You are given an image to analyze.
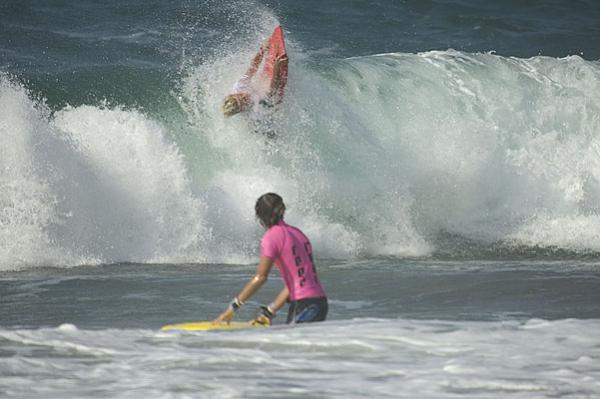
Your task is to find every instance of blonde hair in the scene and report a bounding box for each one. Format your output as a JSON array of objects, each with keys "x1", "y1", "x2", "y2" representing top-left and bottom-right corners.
[{"x1": 222, "y1": 93, "x2": 251, "y2": 117}]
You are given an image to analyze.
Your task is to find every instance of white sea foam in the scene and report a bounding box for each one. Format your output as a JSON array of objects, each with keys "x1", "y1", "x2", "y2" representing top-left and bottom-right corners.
[
  {"x1": 0, "y1": 78, "x2": 207, "y2": 269},
  {"x1": 180, "y1": 48, "x2": 600, "y2": 259},
  {"x1": 2, "y1": 48, "x2": 600, "y2": 268},
  {"x1": 0, "y1": 318, "x2": 598, "y2": 398}
]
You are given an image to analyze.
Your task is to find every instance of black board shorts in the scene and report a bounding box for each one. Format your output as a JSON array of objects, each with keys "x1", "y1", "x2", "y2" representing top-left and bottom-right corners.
[{"x1": 286, "y1": 296, "x2": 328, "y2": 324}]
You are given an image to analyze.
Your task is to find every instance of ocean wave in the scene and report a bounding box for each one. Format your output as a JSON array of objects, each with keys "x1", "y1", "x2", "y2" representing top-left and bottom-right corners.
[{"x1": 2, "y1": 49, "x2": 600, "y2": 268}]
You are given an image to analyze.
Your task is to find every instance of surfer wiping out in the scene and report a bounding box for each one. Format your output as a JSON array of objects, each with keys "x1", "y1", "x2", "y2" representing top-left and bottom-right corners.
[
  {"x1": 222, "y1": 49, "x2": 288, "y2": 117},
  {"x1": 222, "y1": 26, "x2": 288, "y2": 121},
  {"x1": 214, "y1": 193, "x2": 328, "y2": 326}
]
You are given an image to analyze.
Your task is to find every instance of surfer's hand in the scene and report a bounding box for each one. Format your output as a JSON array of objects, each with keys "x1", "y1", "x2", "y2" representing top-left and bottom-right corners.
[
  {"x1": 213, "y1": 308, "x2": 234, "y2": 324},
  {"x1": 251, "y1": 315, "x2": 272, "y2": 326},
  {"x1": 250, "y1": 305, "x2": 274, "y2": 326},
  {"x1": 275, "y1": 54, "x2": 288, "y2": 65}
]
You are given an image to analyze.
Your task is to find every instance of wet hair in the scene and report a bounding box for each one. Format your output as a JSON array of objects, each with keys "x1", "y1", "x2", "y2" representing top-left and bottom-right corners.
[
  {"x1": 222, "y1": 93, "x2": 251, "y2": 117},
  {"x1": 222, "y1": 95, "x2": 241, "y2": 117},
  {"x1": 255, "y1": 193, "x2": 286, "y2": 228}
]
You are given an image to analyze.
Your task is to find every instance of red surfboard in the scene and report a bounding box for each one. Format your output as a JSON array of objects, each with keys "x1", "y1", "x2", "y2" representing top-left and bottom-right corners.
[{"x1": 262, "y1": 26, "x2": 288, "y2": 99}]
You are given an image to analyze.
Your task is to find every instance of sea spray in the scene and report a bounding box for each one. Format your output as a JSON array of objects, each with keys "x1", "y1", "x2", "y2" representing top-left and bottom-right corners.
[
  {"x1": 0, "y1": 77, "x2": 207, "y2": 269},
  {"x1": 181, "y1": 49, "x2": 600, "y2": 257},
  {"x1": 2, "y1": 49, "x2": 600, "y2": 269},
  {"x1": 0, "y1": 77, "x2": 63, "y2": 267}
]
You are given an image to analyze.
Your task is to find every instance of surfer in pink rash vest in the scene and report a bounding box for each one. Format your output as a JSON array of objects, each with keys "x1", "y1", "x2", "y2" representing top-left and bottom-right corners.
[
  {"x1": 214, "y1": 193, "x2": 328, "y2": 326},
  {"x1": 222, "y1": 42, "x2": 288, "y2": 117}
]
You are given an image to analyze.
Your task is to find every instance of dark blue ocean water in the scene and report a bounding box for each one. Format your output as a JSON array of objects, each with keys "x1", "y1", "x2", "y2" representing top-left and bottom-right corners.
[
  {"x1": 1, "y1": 0, "x2": 599, "y2": 109},
  {"x1": 268, "y1": 0, "x2": 600, "y2": 59},
  {"x1": 3, "y1": 0, "x2": 600, "y2": 66}
]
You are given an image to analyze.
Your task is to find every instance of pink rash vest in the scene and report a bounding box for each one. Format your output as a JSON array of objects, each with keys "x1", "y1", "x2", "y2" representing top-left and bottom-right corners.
[{"x1": 260, "y1": 220, "x2": 326, "y2": 301}]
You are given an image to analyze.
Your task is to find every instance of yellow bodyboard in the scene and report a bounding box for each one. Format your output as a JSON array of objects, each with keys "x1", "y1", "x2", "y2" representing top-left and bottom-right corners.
[{"x1": 160, "y1": 321, "x2": 267, "y2": 331}]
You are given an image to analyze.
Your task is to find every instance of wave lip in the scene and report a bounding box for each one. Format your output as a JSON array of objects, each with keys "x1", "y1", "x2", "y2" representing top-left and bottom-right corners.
[{"x1": 319, "y1": 51, "x2": 600, "y2": 255}]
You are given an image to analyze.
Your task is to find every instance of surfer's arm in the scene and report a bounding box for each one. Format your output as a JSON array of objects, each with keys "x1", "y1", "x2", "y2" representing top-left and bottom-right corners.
[
  {"x1": 268, "y1": 54, "x2": 288, "y2": 98},
  {"x1": 238, "y1": 255, "x2": 273, "y2": 300},
  {"x1": 269, "y1": 286, "x2": 289, "y2": 314},
  {"x1": 213, "y1": 256, "x2": 273, "y2": 323},
  {"x1": 244, "y1": 44, "x2": 267, "y2": 79}
]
